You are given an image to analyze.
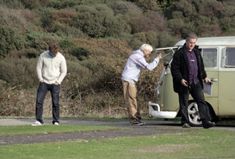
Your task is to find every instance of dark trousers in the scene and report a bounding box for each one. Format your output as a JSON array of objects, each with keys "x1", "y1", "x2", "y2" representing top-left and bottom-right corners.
[
  {"x1": 35, "y1": 82, "x2": 60, "y2": 124},
  {"x1": 178, "y1": 82, "x2": 211, "y2": 124}
]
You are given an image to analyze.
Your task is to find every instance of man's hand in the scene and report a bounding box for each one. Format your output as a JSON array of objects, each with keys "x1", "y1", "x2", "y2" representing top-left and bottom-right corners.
[
  {"x1": 204, "y1": 77, "x2": 211, "y2": 84},
  {"x1": 181, "y1": 79, "x2": 188, "y2": 87},
  {"x1": 55, "y1": 81, "x2": 60, "y2": 85},
  {"x1": 157, "y1": 53, "x2": 162, "y2": 59}
]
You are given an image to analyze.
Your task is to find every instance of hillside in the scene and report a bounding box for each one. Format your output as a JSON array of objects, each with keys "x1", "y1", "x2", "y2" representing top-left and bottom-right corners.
[{"x1": 0, "y1": 0, "x2": 235, "y2": 117}]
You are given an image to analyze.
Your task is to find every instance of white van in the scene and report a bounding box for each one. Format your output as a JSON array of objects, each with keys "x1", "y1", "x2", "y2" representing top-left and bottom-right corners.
[{"x1": 149, "y1": 36, "x2": 235, "y2": 125}]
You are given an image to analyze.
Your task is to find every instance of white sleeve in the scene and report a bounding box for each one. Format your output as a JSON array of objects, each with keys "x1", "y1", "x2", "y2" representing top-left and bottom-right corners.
[
  {"x1": 57, "y1": 56, "x2": 67, "y2": 84},
  {"x1": 133, "y1": 56, "x2": 160, "y2": 71},
  {"x1": 36, "y1": 55, "x2": 44, "y2": 82}
]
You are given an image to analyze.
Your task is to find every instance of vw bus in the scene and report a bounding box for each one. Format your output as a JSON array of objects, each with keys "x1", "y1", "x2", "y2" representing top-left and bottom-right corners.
[{"x1": 149, "y1": 36, "x2": 235, "y2": 125}]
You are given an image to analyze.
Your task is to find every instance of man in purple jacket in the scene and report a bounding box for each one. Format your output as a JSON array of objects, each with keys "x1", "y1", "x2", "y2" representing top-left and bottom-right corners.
[{"x1": 171, "y1": 33, "x2": 215, "y2": 129}]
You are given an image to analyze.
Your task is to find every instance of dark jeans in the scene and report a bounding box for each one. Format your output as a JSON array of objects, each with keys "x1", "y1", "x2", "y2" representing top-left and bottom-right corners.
[
  {"x1": 178, "y1": 82, "x2": 211, "y2": 124},
  {"x1": 35, "y1": 82, "x2": 60, "y2": 124}
]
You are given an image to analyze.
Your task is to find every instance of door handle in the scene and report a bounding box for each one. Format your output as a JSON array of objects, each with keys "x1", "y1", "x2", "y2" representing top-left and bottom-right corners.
[{"x1": 211, "y1": 78, "x2": 218, "y2": 82}]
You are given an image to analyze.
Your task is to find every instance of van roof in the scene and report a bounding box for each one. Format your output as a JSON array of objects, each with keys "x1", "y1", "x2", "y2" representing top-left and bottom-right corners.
[{"x1": 175, "y1": 36, "x2": 235, "y2": 47}]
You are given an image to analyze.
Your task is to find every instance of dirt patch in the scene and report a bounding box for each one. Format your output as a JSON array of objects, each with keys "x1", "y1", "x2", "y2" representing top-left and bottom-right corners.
[{"x1": 135, "y1": 144, "x2": 199, "y2": 153}]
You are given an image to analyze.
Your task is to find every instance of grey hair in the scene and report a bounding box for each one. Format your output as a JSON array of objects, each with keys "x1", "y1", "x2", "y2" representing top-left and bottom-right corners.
[
  {"x1": 186, "y1": 32, "x2": 198, "y2": 41},
  {"x1": 140, "y1": 44, "x2": 153, "y2": 52}
]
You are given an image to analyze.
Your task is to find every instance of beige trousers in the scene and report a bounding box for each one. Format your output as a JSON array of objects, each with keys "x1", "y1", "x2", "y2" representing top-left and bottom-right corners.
[{"x1": 122, "y1": 80, "x2": 141, "y2": 121}]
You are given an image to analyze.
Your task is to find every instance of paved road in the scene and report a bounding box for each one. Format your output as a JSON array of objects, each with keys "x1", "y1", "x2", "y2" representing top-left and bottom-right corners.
[
  {"x1": 0, "y1": 118, "x2": 234, "y2": 145},
  {"x1": 1, "y1": 117, "x2": 235, "y2": 126}
]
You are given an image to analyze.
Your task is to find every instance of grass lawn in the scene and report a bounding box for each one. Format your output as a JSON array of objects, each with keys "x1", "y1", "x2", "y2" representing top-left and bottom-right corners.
[
  {"x1": 0, "y1": 127, "x2": 235, "y2": 159},
  {"x1": 0, "y1": 125, "x2": 116, "y2": 136}
]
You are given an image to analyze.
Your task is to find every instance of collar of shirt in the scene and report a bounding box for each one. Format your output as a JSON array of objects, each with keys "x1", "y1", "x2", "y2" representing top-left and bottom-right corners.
[{"x1": 49, "y1": 51, "x2": 56, "y2": 57}]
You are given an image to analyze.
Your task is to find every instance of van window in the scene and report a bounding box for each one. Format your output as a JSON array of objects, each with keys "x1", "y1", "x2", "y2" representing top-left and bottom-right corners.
[
  {"x1": 224, "y1": 47, "x2": 235, "y2": 68},
  {"x1": 201, "y1": 48, "x2": 217, "y2": 68}
]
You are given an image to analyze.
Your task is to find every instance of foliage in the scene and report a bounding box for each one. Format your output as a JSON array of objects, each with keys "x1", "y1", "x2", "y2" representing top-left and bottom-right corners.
[
  {"x1": 0, "y1": 57, "x2": 38, "y2": 88},
  {"x1": 26, "y1": 31, "x2": 60, "y2": 50},
  {"x1": 0, "y1": 26, "x2": 25, "y2": 57},
  {"x1": 73, "y1": 4, "x2": 130, "y2": 38},
  {"x1": 0, "y1": 0, "x2": 235, "y2": 117},
  {"x1": 0, "y1": 0, "x2": 23, "y2": 8}
]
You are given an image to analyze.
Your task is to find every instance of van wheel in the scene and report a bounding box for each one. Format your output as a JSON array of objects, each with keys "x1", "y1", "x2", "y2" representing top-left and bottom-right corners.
[{"x1": 187, "y1": 101, "x2": 202, "y2": 126}]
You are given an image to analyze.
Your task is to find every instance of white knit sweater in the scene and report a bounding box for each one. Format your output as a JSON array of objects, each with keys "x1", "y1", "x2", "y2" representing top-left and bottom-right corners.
[{"x1": 36, "y1": 50, "x2": 67, "y2": 84}]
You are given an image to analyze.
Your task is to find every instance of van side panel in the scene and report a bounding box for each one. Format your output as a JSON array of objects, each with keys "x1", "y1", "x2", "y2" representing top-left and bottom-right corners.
[
  {"x1": 204, "y1": 70, "x2": 219, "y2": 114},
  {"x1": 218, "y1": 70, "x2": 235, "y2": 116},
  {"x1": 160, "y1": 70, "x2": 179, "y2": 112}
]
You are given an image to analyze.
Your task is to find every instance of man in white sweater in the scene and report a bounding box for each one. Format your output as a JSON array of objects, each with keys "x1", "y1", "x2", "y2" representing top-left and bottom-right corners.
[
  {"x1": 121, "y1": 44, "x2": 161, "y2": 126},
  {"x1": 32, "y1": 42, "x2": 67, "y2": 126}
]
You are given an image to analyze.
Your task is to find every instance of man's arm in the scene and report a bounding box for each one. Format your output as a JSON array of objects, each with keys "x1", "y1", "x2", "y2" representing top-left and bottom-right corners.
[
  {"x1": 36, "y1": 55, "x2": 44, "y2": 82},
  {"x1": 56, "y1": 56, "x2": 67, "y2": 84},
  {"x1": 134, "y1": 54, "x2": 161, "y2": 71},
  {"x1": 171, "y1": 51, "x2": 183, "y2": 83}
]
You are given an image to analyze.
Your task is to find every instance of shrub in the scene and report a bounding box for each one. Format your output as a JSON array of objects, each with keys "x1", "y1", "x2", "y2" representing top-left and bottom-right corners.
[
  {"x1": 62, "y1": 60, "x2": 94, "y2": 100},
  {"x1": 0, "y1": 57, "x2": 38, "y2": 88},
  {"x1": 158, "y1": 31, "x2": 177, "y2": 47},
  {"x1": 40, "y1": 9, "x2": 55, "y2": 32},
  {"x1": 26, "y1": 31, "x2": 60, "y2": 50},
  {"x1": 73, "y1": 5, "x2": 107, "y2": 37},
  {"x1": 59, "y1": 38, "x2": 75, "y2": 49},
  {"x1": 73, "y1": 4, "x2": 130, "y2": 38},
  {"x1": 70, "y1": 47, "x2": 90, "y2": 61},
  {"x1": 130, "y1": 11, "x2": 165, "y2": 33},
  {"x1": 129, "y1": 31, "x2": 159, "y2": 49},
  {"x1": 131, "y1": 0, "x2": 161, "y2": 11},
  {"x1": 0, "y1": 26, "x2": 25, "y2": 57},
  {"x1": 129, "y1": 32, "x2": 148, "y2": 49},
  {"x1": 8, "y1": 48, "x2": 39, "y2": 59},
  {"x1": 21, "y1": 0, "x2": 40, "y2": 9},
  {"x1": 167, "y1": 18, "x2": 185, "y2": 36},
  {"x1": 0, "y1": 87, "x2": 35, "y2": 116},
  {"x1": 0, "y1": 0, "x2": 23, "y2": 9},
  {"x1": 48, "y1": 0, "x2": 77, "y2": 9}
]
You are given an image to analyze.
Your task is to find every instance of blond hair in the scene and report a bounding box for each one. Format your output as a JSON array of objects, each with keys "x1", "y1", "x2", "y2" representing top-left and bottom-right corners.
[{"x1": 140, "y1": 44, "x2": 153, "y2": 52}]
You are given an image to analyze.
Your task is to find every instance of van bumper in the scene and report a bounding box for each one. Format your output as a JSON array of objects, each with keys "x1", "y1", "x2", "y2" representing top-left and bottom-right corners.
[{"x1": 148, "y1": 101, "x2": 177, "y2": 119}]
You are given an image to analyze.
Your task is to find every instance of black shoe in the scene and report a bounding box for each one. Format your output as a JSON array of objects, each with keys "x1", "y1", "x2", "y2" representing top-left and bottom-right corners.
[
  {"x1": 202, "y1": 121, "x2": 215, "y2": 129},
  {"x1": 130, "y1": 120, "x2": 145, "y2": 126},
  {"x1": 182, "y1": 123, "x2": 191, "y2": 128}
]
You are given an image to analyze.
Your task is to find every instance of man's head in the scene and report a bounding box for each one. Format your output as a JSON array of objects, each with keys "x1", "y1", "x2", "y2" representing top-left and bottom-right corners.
[
  {"x1": 48, "y1": 42, "x2": 59, "y2": 56},
  {"x1": 185, "y1": 33, "x2": 198, "y2": 51},
  {"x1": 140, "y1": 44, "x2": 153, "y2": 58}
]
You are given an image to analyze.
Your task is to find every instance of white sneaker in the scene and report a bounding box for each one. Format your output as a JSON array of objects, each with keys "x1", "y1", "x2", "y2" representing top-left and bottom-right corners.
[
  {"x1": 32, "y1": 121, "x2": 43, "y2": 126},
  {"x1": 53, "y1": 122, "x2": 59, "y2": 126}
]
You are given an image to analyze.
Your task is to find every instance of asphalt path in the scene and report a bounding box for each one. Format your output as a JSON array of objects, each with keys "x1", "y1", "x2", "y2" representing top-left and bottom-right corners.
[{"x1": 0, "y1": 118, "x2": 234, "y2": 145}]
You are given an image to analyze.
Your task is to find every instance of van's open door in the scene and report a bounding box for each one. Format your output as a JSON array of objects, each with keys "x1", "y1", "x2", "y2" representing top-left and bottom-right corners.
[{"x1": 149, "y1": 47, "x2": 179, "y2": 119}]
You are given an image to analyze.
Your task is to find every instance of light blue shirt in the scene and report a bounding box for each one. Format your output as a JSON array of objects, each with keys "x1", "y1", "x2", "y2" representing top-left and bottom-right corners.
[{"x1": 121, "y1": 49, "x2": 160, "y2": 82}]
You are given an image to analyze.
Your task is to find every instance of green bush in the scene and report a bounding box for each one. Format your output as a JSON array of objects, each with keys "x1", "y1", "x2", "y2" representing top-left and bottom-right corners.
[
  {"x1": 59, "y1": 39, "x2": 75, "y2": 49},
  {"x1": 54, "y1": 23, "x2": 84, "y2": 38},
  {"x1": 40, "y1": 9, "x2": 55, "y2": 32},
  {"x1": 0, "y1": 26, "x2": 25, "y2": 57},
  {"x1": 21, "y1": 0, "x2": 41, "y2": 9},
  {"x1": 132, "y1": 0, "x2": 161, "y2": 11},
  {"x1": 70, "y1": 47, "x2": 90, "y2": 61},
  {"x1": 73, "y1": 4, "x2": 130, "y2": 38},
  {"x1": 0, "y1": 57, "x2": 38, "y2": 88},
  {"x1": 129, "y1": 31, "x2": 159, "y2": 49},
  {"x1": 26, "y1": 31, "x2": 60, "y2": 50},
  {"x1": 48, "y1": 0, "x2": 77, "y2": 9},
  {"x1": 0, "y1": 0, "x2": 23, "y2": 8},
  {"x1": 63, "y1": 60, "x2": 93, "y2": 96}
]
